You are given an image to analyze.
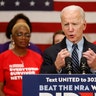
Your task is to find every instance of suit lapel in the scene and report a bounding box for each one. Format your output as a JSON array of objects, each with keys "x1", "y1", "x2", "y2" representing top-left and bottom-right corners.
[
  {"x1": 83, "y1": 37, "x2": 89, "y2": 52},
  {"x1": 60, "y1": 37, "x2": 67, "y2": 49}
]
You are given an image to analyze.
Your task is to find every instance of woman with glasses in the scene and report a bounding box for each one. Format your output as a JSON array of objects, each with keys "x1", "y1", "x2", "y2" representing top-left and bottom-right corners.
[
  {"x1": 0, "y1": 23, "x2": 43, "y2": 96},
  {"x1": 0, "y1": 13, "x2": 42, "y2": 55}
]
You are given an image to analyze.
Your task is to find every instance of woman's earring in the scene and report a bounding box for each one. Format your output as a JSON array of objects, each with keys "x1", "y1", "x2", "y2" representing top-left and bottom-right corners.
[
  {"x1": 9, "y1": 35, "x2": 15, "y2": 49},
  {"x1": 10, "y1": 41, "x2": 15, "y2": 49},
  {"x1": 28, "y1": 42, "x2": 30, "y2": 46}
]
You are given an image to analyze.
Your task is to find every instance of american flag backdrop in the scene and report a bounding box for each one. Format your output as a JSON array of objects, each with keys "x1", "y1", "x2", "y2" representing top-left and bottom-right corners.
[{"x1": 0, "y1": 0, "x2": 96, "y2": 52}]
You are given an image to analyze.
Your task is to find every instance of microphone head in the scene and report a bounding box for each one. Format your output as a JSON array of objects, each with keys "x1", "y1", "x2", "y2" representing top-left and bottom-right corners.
[
  {"x1": 65, "y1": 57, "x2": 72, "y2": 64},
  {"x1": 80, "y1": 57, "x2": 87, "y2": 64}
]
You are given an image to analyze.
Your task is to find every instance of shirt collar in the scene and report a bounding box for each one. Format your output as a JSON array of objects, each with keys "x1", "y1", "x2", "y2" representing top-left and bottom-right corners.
[{"x1": 66, "y1": 37, "x2": 84, "y2": 52}]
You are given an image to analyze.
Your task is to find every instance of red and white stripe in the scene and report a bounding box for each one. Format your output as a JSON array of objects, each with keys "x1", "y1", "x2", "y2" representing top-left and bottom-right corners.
[{"x1": 0, "y1": 0, "x2": 96, "y2": 51}]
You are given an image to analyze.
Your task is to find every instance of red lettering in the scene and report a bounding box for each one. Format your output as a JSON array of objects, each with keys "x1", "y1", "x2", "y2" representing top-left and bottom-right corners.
[{"x1": 79, "y1": 92, "x2": 93, "y2": 96}]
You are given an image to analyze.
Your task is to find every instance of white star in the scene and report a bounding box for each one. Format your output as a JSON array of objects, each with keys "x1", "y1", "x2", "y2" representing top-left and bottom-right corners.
[
  {"x1": 0, "y1": 0, "x2": 5, "y2": 6},
  {"x1": 15, "y1": 0, "x2": 20, "y2": 6},
  {"x1": 30, "y1": 1, "x2": 35, "y2": 6},
  {"x1": 45, "y1": 1, "x2": 50, "y2": 6}
]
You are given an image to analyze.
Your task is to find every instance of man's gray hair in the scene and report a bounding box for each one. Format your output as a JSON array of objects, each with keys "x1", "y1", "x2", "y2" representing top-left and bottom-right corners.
[{"x1": 60, "y1": 5, "x2": 85, "y2": 21}]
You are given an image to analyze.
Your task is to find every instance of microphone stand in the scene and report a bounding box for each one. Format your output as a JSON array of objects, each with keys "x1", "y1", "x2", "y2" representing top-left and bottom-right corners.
[
  {"x1": 80, "y1": 57, "x2": 88, "y2": 74},
  {"x1": 67, "y1": 63, "x2": 72, "y2": 74},
  {"x1": 65, "y1": 57, "x2": 72, "y2": 74},
  {"x1": 81, "y1": 63, "x2": 86, "y2": 74}
]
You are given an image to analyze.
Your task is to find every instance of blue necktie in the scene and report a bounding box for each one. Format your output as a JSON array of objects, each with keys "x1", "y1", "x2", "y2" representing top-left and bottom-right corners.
[{"x1": 72, "y1": 44, "x2": 80, "y2": 73}]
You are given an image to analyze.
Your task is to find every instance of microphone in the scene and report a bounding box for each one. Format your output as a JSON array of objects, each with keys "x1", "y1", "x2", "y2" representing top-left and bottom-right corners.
[
  {"x1": 65, "y1": 57, "x2": 72, "y2": 74},
  {"x1": 80, "y1": 57, "x2": 88, "y2": 74}
]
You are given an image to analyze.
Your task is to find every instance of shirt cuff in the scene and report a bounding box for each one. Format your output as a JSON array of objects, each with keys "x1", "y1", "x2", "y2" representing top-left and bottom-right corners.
[
  {"x1": 90, "y1": 69, "x2": 96, "y2": 74},
  {"x1": 56, "y1": 69, "x2": 62, "y2": 74}
]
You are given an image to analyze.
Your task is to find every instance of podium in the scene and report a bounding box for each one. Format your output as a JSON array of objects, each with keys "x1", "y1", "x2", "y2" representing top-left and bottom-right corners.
[{"x1": 23, "y1": 74, "x2": 96, "y2": 96}]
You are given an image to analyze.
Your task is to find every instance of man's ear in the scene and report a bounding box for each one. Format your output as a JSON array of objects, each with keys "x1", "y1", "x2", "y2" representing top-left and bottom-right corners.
[{"x1": 83, "y1": 20, "x2": 87, "y2": 31}]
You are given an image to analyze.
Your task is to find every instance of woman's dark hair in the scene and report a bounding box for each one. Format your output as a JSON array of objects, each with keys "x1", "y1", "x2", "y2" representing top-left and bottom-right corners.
[
  {"x1": 52, "y1": 30, "x2": 65, "y2": 45},
  {"x1": 6, "y1": 13, "x2": 32, "y2": 39}
]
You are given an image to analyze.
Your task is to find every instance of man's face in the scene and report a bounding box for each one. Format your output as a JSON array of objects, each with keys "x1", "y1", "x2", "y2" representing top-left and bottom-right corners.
[{"x1": 61, "y1": 10, "x2": 86, "y2": 43}]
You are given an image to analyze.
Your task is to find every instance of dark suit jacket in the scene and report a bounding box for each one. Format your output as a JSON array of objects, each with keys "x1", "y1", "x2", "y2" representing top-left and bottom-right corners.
[{"x1": 40, "y1": 37, "x2": 96, "y2": 74}]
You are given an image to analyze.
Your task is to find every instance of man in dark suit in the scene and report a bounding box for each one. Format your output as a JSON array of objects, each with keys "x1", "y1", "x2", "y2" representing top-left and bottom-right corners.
[{"x1": 40, "y1": 5, "x2": 96, "y2": 74}]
